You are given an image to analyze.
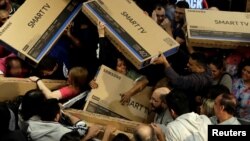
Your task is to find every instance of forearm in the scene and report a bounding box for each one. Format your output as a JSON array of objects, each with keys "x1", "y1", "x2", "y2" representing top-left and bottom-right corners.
[
  {"x1": 157, "y1": 132, "x2": 166, "y2": 141},
  {"x1": 128, "y1": 77, "x2": 149, "y2": 96},
  {"x1": 36, "y1": 80, "x2": 53, "y2": 99},
  {"x1": 68, "y1": 34, "x2": 81, "y2": 47}
]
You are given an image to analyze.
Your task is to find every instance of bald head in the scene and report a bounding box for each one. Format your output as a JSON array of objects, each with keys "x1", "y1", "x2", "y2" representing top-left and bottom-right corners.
[
  {"x1": 150, "y1": 87, "x2": 170, "y2": 113},
  {"x1": 152, "y1": 87, "x2": 170, "y2": 100},
  {"x1": 134, "y1": 124, "x2": 157, "y2": 141}
]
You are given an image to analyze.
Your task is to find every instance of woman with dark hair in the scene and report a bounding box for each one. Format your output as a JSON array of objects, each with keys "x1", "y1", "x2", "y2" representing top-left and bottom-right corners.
[
  {"x1": 209, "y1": 56, "x2": 232, "y2": 92},
  {"x1": 0, "y1": 53, "x2": 30, "y2": 77},
  {"x1": 232, "y1": 58, "x2": 250, "y2": 121}
]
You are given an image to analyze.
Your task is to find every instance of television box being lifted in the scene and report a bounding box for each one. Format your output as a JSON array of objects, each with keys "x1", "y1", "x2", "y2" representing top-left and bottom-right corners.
[
  {"x1": 83, "y1": 65, "x2": 152, "y2": 122},
  {"x1": 186, "y1": 9, "x2": 250, "y2": 49},
  {"x1": 82, "y1": 0, "x2": 179, "y2": 69},
  {"x1": 0, "y1": 0, "x2": 81, "y2": 66}
]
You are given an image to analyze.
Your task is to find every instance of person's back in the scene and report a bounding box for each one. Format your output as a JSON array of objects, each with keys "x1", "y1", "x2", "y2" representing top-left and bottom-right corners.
[{"x1": 164, "y1": 89, "x2": 212, "y2": 141}]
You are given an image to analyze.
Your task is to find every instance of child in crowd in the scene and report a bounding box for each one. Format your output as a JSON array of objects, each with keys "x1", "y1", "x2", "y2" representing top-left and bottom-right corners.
[{"x1": 30, "y1": 66, "x2": 88, "y2": 102}]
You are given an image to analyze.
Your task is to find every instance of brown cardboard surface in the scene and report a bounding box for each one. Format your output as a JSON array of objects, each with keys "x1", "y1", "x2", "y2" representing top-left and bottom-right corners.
[
  {"x1": 67, "y1": 109, "x2": 142, "y2": 134},
  {"x1": 0, "y1": 77, "x2": 66, "y2": 101},
  {"x1": 83, "y1": 65, "x2": 152, "y2": 122},
  {"x1": 186, "y1": 9, "x2": 250, "y2": 49},
  {"x1": 82, "y1": 0, "x2": 179, "y2": 69},
  {"x1": 0, "y1": 0, "x2": 81, "y2": 66}
]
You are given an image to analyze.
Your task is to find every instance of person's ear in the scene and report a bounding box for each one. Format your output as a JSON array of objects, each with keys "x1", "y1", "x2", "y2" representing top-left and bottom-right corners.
[
  {"x1": 169, "y1": 108, "x2": 177, "y2": 119},
  {"x1": 54, "y1": 112, "x2": 61, "y2": 122}
]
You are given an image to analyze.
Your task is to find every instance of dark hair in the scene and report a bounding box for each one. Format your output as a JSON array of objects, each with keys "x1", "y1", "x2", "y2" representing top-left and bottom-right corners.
[
  {"x1": 20, "y1": 89, "x2": 46, "y2": 120},
  {"x1": 209, "y1": 56, "x2": 225, "y2": 71},
  {"x1": 37, "y1": 55, "x2": 58, "y2": 72},
  {"x1": 40, "y1": 98, "x2": 60, "y2": 121},
  {"x1": 60, "y1": 131, "x2": 81, "y2": 141},
  {"x1": 219, "y1": 93, "x2": 237, "y2": 115},
  {"x1": 190, "y1": 52, "x2": 208, "y2": 68},
  {"x1": 237, "y1": 58, "x2": 250, "y2": 78},
  {"x1": 206, "y1": 84, "x2": 230, "y2": 100},
  {"x1": 0, "y1": 102, "x2": 10, "y2": 133},
  {"x1": 175, "y1": 0, "x2": 190, "y2": 8},
  {"x1": 112, "y1": 133, "x2": 130, "y2": 141},
  {"x1": 165, "y1": 89, "x2": 190, "y2": 116},
  {"x1": 5, "y1": 56, "x2": 23, "y2": 77}
]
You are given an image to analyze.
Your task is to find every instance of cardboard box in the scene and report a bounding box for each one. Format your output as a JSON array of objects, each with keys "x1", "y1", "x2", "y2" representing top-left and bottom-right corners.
[
  {"x1": 67, "y1": 109, "x2": 142, "y2": 134},
  {"x1": 83, "y1": 65, "x2": 152, "y2": 122},
  {"x1": 0, "y1": 0, "x2": 82, "y2": 66},
  {"x1": 0, "y1": 78, "x2": 66, "y2": 101},
  {"x1": 247, "y1": 0, "x2": 250, "y2": 12},
  {"x1": 186, "y1": 9, "x2": 250, "y2": 49},
  {"x1": 67, "y1": 109, "x2": 140, "y2": 141},
  {"x1": 82, "y1": 0, "x2": 179, "y2": 69}
]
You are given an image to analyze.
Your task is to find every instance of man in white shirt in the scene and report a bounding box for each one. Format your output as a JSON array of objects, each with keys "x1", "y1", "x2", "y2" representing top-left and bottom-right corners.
[{"x1": 152, "y1": 89, "x2": 212, "y2": 141}]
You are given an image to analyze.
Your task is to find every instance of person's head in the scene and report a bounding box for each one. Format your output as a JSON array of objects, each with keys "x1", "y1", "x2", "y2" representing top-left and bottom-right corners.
[
  {"x1": 150, "y1": 87, "x2": 170, "y2": 114},
  {"x1": 0, "y1": 102, "x2": 10, "y2": 133},
  {"x1": 154, "y1": 77, "x2": 171, "y2": 90},
  {"x1": 37, "y1": 55, "x2": 58, "y2": 77},
  {"x1": 60, "y1": 131, "x2": 81, "y2": 141},
  {"x1": 0, "y1": 9, "x2": 9, "y2": 26},
  {"x1": 154, "y1": 5, "x2": 166, "y2": 25},
  {"x1": 200, "y1": 98, "x2": 215, "y2": 117},
  {"x1": 187, "y1": 52, "x2": 207, "y2": 73},
  {"x1": 239, "y1": 58, "x2": 250, "y2": 82},
  {"x1": 68, "y1": 67, "x2": 88, "y2": 89},
  {"x1": 40, "y1": 98, "x2": 61, "y2": 122},
  {"x1": 206, "y1": 84, "x2": 230, "y2": 100},
  {"x1": 0, "y1": 0, "x2": 8, "y2": 10},
  {"x1": 5, "y1": 56, "x2": 23, "y2": 77},
  {"x1": 116, "y1": 58, "x2": 127, "y2": 75},
  {"x1": 112, "y1": 133, "x2": 130, "y2": 141},
  {"x1": 165, "y1": 89, "x2": 190, "y2": 119},
  {"x1": 209, "y1": 57, "x2": 225, "y2": 80},
  {"x1": 213, "y1": 93, "x2": 237, "y2": 122},
  {"x1": 20, "y1": 89, "x2": 46, "y2": 120},
  {"x1": 134, "y1": 124, "x2": 157, "y2": 141},
  {"x1": 174, "y1": 0, "x2": 189, "y2": 23}
]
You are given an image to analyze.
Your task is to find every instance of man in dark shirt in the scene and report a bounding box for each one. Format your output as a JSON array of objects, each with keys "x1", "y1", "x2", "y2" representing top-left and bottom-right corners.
[{"x1": 153, "y1": 52, "x2": 212, "y2": 113}]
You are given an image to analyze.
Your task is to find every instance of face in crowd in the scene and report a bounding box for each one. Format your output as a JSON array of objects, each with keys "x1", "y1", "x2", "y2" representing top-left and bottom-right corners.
[
  {"x1": 6, "y1": 58, "x2": 23, "y2": 77},
  {"x1": 155, "y1": 6, "x2": 166, "y2": 25},
  {"x1": 187, "y1": 58, "x2": 201, "y2": 73},
  {"x1": 116, "y1": 58, "x2": 127, "y2": 75},
  {"x1": 174, "y1": 6, "x2": 185, "y2": 23},
  {"x1": 0, "y1": 9, "x2": 9, "y2": 26},
  {"x1": 149, "y1": 87, "x2": 170, "y2": 114},
  {"x1": 241, "y1": 65, "x2": 250, "y2": 82},
  {"x1": 209, "y1": 63, "x2": 223, "y2": 80}
]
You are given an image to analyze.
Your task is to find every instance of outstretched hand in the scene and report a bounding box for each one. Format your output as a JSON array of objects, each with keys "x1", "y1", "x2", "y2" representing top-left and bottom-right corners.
[
  {"x1": 120, "y1": 92, "x2": 132, "y2": 105},
  {"x1": 152, "y1": 54, "x2": 170, "y2": 68}
]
